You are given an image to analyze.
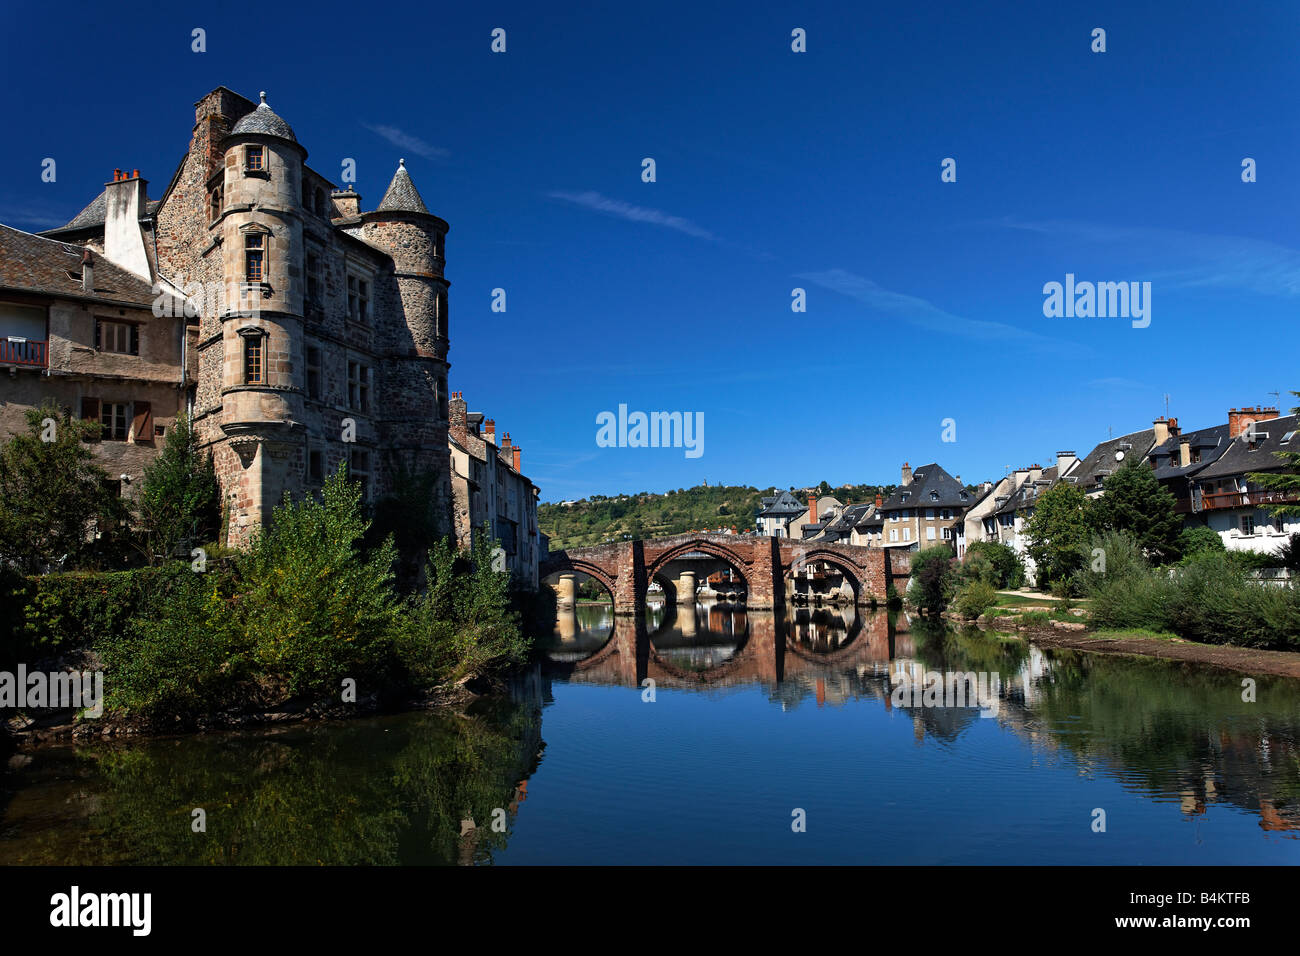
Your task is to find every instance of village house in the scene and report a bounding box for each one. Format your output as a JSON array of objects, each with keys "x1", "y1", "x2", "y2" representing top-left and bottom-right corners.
[
  {"x1": 0, "y1": 224, "x2": 191, "y2": 505},
  {"x1": 1182, "y1": 407, "x2": 1299, "y2": 554},
  {"x1": 755, "y1": 489, "x2": 807, "y2": 537},
  {"x1": 876, "y1": 462, "x2": 973, "y2": 555},
  {"x1": 0, "y1": 86, "x2": 541, "y2": 584},
  {"x1": 448, "y1": 391, "x2": 541, "y2": 587}
]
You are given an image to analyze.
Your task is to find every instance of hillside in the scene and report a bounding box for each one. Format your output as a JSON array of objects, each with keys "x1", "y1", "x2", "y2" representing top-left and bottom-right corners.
[{"x1": 539, "y1": 481, "x2": 895, "y2": 550}]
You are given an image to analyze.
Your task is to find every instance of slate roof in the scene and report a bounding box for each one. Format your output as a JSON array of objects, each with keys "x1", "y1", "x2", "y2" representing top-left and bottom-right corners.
[
  {"x1": 0, "y1": 224, "x2": 155, "y2": 305},
  {"x1": 757, "y1": 489, "x2": 806, "y2": 518},
  {"x1": 1194, "y1": 415, "x2": 1300, "y2": 481},
  {"x1": 816, "y1": 502, "x2": 876, "y2": 541},
  {"x1": 1146, "y1": 424, "x2": 1232, "y2": 482},
  {"x1": 878, "y1": 463, "x2": 971, "y2": 513},
  {"x1": 42, "y1": 189, "x2": 161, "y2": 236},
  {"x1": 230, "y1": 92, "x2": 298, "y2": 142},
  {"x1": 375, "y1": 159, "x2": 430, "y2": 214},
  {"x1": 1064, "y1": 428, "x2": 1158, "y2": 493}
]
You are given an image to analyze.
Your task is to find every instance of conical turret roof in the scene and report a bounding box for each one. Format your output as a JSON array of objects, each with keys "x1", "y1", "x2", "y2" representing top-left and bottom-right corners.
[
  {"x1": 230, "y1": 91, "x2": 298, "y2": 143},
  {"x1": 375, "y1": 158, "x2": 430, "y2": 214}
]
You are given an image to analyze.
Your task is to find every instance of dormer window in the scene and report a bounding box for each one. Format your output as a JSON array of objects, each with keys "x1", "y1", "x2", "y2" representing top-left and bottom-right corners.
[{"x1": 245, "y1": 145, "x2": 265, "y2": 173}]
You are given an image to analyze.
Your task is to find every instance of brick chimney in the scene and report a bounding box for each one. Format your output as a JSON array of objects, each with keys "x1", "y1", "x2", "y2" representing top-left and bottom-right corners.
[
  {"x1": 874, "y1": 492, "x2": 883, "y2": 509},
  {"x1": 80, "y1": 249, "x2": 94, "y2": 294},
  {"x1": 1228, "y1": 406, "x2": 1279, "y2": 439},
  {"x1": 808, "y1": 496, "x2": 818, "y2": 525},
  {"x1": 1152, "y1": 417, "x2": 1171, "y2": 446},
  {"x1": 1179, "y1": 435, "x2": 1192, "y2": 468},
  {"x1": 500, "y1": 432, "x2": 512, "y2": 465},
  {"x1": 901, "y1": 462, "x2": 912, "y2": 486},
  {"x1": 483, "y1": 418, "x2": 496, "y2": 445},
  {"x1": 1168, "y1": 417, "x2": 1180, "y2": 438},
  {"x1": 512, "y1": 446, "x2": 521, "y2": 472},
  {"x1": 103, "y1": 168, "x2": 151, "y2": 279}
]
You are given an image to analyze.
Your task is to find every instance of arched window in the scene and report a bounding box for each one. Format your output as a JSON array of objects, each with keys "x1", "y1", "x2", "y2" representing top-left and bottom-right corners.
[{"x1": 209, "y1": 186, "x2": 223, "y2": 223}]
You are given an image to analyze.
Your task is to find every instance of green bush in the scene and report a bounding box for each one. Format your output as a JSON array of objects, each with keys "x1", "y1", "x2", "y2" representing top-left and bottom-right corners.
[
  {"x1": 397, "y1": 532, "x2": 528, "y2": 688},
  {"x1": 963, "y1": 541, "x2": 1025, "y2": 589},
  {"x1": 1176, "y1": 526, "x2": 1225, "y2": 561},
  {"x1": 99, "y1": 570, "x2": 249, "y2": 723},
  {"x1": 952, "y1": 580, "x2": 999, "y2": 620},
  {"x1": 240, "y1": 467, "x2": 403, "y2": 697}
]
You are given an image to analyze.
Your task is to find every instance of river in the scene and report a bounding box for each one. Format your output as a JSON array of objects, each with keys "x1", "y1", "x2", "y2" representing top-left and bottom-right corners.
[{"x1": 2, "y1": 600, "x2": 1298, "y2": 864}]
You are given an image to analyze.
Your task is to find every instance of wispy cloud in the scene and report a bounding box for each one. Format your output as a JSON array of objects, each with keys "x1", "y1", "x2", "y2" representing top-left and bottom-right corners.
[
  {"x1": 796, "y1": 268, "x2": 1081, "y2": 352},
  {"x1": 990, "y1": 217, "x2": 1300, "y2": 297},
  {"x1": 361, "y1": 124, "x2": 449, "y2": 160},
  {"x1": 546, "y1": 191, "x2": 715, "y2": 240}
]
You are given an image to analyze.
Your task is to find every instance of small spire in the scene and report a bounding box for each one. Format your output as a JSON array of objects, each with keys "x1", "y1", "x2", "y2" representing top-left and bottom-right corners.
[
  {"x1": 259, "y1": 91, "x2": 267, "y2": 105},
  {"x1": 399, "y1": 157, "x2": 405, "y2": 168}
]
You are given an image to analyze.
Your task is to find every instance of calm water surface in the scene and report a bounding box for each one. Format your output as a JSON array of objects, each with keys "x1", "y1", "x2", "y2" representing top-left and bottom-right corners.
[{"x1": 2, "y1": 601, "x2": 1299, "y2": 865}]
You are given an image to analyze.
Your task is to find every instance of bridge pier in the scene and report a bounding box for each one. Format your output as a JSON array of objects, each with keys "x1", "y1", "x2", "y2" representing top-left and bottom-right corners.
[{"x1": 676, "y1": 570, "x2": 697, "y2": 606}]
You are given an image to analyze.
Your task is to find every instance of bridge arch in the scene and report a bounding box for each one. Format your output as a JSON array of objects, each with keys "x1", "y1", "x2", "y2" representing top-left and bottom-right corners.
[{"x1": 783, "y1": 548, "x2": 868, "y2": 606}]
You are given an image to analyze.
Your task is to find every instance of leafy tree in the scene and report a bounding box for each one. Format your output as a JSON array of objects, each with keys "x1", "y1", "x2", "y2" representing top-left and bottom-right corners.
[
  {"x1": 1088, "y1": 459, "x2": 1181, "y2": 563},
  {"x1": 0, "y1": 403, "x2": 127, "y2": 573},
  {"x1": 1249, "y1": 389, "x2": 1300, "y2": 519},
  {"x1": 908, "y1": 545, "x2": 957, "y2": 614},
  {"x1": 1023, "y1": 482, "x2": 1092, "y2": 588},
  {"x1": 135, "y1": 414, "x2": 220, "y2": 564}
]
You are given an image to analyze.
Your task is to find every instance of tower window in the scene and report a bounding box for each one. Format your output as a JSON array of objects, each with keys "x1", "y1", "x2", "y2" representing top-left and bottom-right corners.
[
  {"x1": 209, "y1": 186, "x2": 223, "y2": 223},
  {"x1": 347, "y1": 276, "x2": 370, "y2": 323},
  {"x1": 349, "y1": 449, "x2": 370, "y2": 500},
  {"x1": 306, "y1": 344, "x2": 322, "y2": 399},
  {"x1": 245, "y1": 233, "x2": 265, "y2": 282},
  {"x1": 244, "y1": 333, "x2": 266, "y2": 384},
  {"x1": 347, "y1": 360, "x2": 371, "y2": 411},
  {"x1": 245, "y1": 145, "x2": 265, "y2": 172},
  {"x1": 306, "y1": 251, "x2": 320, "y2": 306}
]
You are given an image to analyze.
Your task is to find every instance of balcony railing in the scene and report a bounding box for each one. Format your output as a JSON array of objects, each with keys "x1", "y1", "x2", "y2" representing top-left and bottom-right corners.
[
  {"x1": 1199, "y1": 489, "x2": 1300, "y2": 511},
  {"x1": 0, "y1": 338, "x2": 48, "y2": 368}
]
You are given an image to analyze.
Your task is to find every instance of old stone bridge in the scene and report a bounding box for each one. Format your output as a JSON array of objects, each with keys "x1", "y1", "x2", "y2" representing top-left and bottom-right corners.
[{"x1": 540, "y1": 533, "x2": 910, "y2": 614}]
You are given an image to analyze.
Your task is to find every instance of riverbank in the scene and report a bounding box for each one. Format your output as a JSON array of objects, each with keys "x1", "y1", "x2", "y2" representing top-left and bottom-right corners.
[
  {"x1": 975, "y1": 617, "x2": 1300, "y2": 679},
  {"x1": 2, "y1": 678, "x2": 491, "y2": 751}
]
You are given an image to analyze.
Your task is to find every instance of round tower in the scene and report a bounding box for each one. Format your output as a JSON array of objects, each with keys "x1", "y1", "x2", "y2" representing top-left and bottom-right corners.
[
  {"x1": 357, "y1": 160, "x2": 452, "y2": 516},
  {"x1": 215, "y1": 92, "x2": 309, "y2": 544}
]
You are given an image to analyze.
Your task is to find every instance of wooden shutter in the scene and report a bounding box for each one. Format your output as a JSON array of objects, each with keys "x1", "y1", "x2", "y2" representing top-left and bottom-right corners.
[
  {"x1": 94, "y1": 320, "x2": 101, "y2": 350},
  {"x1": 131, "y1": 401, "x2": 152, "y2": 444},
  {"x1": 80, "y1": 397, "x2": 100, "y2": 441},
  {"x1": 129, "y1": 324, "x2": 140, "y2": 355}
]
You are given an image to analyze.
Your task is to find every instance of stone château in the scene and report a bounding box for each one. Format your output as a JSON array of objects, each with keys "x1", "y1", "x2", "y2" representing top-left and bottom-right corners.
[{"x1": 0, "y1": 86, "x2": 539, "y2": 584}]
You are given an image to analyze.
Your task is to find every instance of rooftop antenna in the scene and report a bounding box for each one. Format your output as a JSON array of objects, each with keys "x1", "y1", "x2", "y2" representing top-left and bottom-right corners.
[{"x1": 1163, "y1": 393, "x2": 1170, "y2": 418}]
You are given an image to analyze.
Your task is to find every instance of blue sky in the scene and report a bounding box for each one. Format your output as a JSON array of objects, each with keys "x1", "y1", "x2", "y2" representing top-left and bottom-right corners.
[{"x1": 3, "y1": 1, "x2": 1297, "y2": 501}]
